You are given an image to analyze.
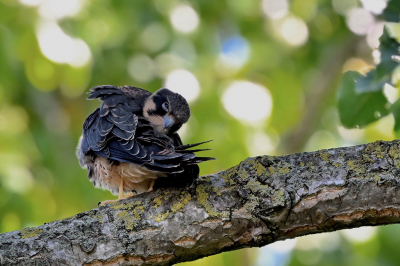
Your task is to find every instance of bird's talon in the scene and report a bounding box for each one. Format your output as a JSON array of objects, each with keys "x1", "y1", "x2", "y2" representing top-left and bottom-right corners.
[
  {"x1": 98, "y1": 199, "x2": 119, "y2": 206},
  {"x1": 121, "y1": 192, "x2": 135, "y2": 199}
]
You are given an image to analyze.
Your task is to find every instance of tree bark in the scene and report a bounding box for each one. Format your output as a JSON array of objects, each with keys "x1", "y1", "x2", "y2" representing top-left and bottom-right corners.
[{"x1": 2, "y1": 140, "x2": 400, "y2": 265}]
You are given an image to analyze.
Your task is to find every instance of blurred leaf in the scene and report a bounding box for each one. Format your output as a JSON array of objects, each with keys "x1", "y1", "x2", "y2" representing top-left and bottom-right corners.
[
  {"x1": 354, "y1": 27, "x2": 399, "y2": 93},
  {"x1": 380, "y1": 0, "x2": 400, "y2": 22},
  {"x1": 338, "y1": 71, "x2": 389, "y2": 128}
]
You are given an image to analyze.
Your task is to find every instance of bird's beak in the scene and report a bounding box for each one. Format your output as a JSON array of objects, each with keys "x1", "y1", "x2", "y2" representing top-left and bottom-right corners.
[{"x1": 163, "y1": 115, "x2": 174, "y2": 129}]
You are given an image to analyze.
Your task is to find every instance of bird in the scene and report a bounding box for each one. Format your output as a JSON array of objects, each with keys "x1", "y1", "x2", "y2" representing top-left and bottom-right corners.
[{"x1": 76, "y1": 85, "x2": 214, "y2": 205}]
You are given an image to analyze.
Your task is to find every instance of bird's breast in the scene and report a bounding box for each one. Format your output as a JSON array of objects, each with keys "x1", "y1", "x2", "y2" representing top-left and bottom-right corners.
[{"x1": 92, "y1": 157, "x2": 167, "y2": 195}]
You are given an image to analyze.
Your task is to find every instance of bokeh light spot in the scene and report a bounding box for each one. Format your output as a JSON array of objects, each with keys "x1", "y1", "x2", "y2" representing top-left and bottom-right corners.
[
  {"x1": 222, "y1": 81, "x2": 272, "y2": 123},
  {"x1": 170, "y1": 38, "x2": 197, "y2": 63},
  {"x1": 367, "y1": 22, "x2": 384, "y2": 49},
  {"x1": 278, "y1": 16, "x2": 309, "y2": 46},
  {"x1": 19, "y1": 0, "x2": 43, "y2": 7},
  {"x1": 342, "y1": 226, "x2": 377, "y2": 243},
  {"x1": 170, "y1": 4, "x2": 199, "y2": 34},
  {"x1": 155, "y1": 53, "x2": 183, "y2": 77},
  {"x1": 38, "y1": 0, "x2": 83, "y2": 20},
  {"x1": 255, "y1": 238, "x2": 296, "y2": 266},
  {"x1": 331, "y1": 0, "x2": 358, "y2": 15},
  {"x1": 140, "y1": 23, "x2": 169, "y2": 52},
  {"x1": 127, "y1": 54, "x2": 156, "y2": 83},
  {"x1": 219, "y1": 36, "x2": 250, "y2": 68},
  {"x1": 346, "y1": 8, "x2": 375, "y2": 35},
  {"x1": 0, "y1": 105, "x2": 29, "y2": 134},
  {"x1": 337, "y1": 125, "x2": 365, "y2": 143},
  {"x1": 1, "y1": 166, "x2": 34, "y2": 194},
  {"x1": 37, "y1": 21, "x2": 92, "y2": 67},
  {"x1": 261, "y1": 0, "x2": 288, "y2": 19},
  {"x1": 360, "y1": 0, "x2": 387, "y2": 15},
  {"x1": 247, "y1": 131, "x2": 278, "y2": 156},
  {"x1": 165, "y1": 69, "x2": 200, "y2": 102},
  {"x1": 383, "y1": 83, "x2": 399, "y2": 104}
]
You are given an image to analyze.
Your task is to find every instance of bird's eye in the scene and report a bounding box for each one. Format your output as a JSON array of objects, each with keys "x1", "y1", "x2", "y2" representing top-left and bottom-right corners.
[{"x1": 162, "y1": 102, "x2": 169, "y2": 112}]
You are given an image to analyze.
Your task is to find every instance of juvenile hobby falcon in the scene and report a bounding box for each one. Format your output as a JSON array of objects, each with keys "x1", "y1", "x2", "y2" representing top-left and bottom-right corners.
[{"x1": 77, "y1": 85, "x2": 213, "y2": 205}]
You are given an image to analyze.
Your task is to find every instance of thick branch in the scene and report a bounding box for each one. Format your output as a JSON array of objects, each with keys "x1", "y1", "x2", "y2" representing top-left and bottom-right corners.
[{"x1": 2, "y1": 140, "x2": 400, "y2": 265}]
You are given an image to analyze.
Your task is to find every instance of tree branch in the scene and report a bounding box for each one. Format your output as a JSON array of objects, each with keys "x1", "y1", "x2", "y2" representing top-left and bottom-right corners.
[{"x1": 2, "y1": 140, "x2": 400, "y2": 265}]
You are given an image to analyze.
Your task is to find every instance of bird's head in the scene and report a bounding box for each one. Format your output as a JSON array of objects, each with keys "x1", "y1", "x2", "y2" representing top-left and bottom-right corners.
[{"x1": 143, "y1": 88, "x2": 190, "y2": 135}]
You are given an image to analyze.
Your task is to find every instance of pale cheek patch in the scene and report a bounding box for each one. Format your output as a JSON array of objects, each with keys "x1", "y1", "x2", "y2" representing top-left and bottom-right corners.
[
  {"x1": 143, "y1": 98, "x2": 169, "y2": 134},
  {"x1": 148, "y1": 115, "x2": 165, "y2": 133},
  {"x1": 143, "y1": 97, "x2": 156, "y2": 117}
]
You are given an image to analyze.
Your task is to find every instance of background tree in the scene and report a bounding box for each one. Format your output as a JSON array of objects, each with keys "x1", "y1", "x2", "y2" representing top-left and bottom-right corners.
[{"x1": 0, "y1": 0, "x2": 399, "y2": 265}]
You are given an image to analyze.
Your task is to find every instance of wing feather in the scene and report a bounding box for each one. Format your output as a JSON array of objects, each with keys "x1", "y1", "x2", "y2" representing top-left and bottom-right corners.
[{"x1": 80, "y1": 85, "x2": 215, "y2": 178}]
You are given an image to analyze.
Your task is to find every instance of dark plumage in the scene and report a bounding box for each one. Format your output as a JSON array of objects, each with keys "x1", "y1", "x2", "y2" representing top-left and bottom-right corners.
[{"x1": 76, "y1": 85, "x2": 213, "y2": 205}]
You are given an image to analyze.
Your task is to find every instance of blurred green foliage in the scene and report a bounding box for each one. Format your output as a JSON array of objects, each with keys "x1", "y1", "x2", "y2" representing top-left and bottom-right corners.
[
  {"x1": 0, "y1": 0, "x2": 400, "y2": 266},
  {"x1": 337, "y1": 28, "x2": 399, "y2": 130}
]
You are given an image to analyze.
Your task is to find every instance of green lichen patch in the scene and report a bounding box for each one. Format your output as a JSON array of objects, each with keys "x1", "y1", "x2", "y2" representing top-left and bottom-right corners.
[
  {"x1": 273, "y1": 161, "x2": 291, "y2": 174},
  {"x1": 92, "y1": 213, "x2": 104, "y2": 223},
  {"x1": 196, "y1": 184, "x2": 228, "y2": 218},
  {"x1": 237, "y1": 166, "x2": 249, "y2": 181},
  {"x1": 364, "y1": 141, "x2": 386, "y2": 159},
  {"x1": 246, "y1": 180, "x2": 272, "y2": 195},
  {"x1": 254, "y1": 163, "x2": 268, "y2": 177},
  {"x1": 116, "y1": 210, "x2": 135, "y2": 230},
  {"x1": 389, "y1": 144, "x2": 400, "y2": 159},
  {"x1": 306, "y1": 162, "x2": 315, "y2": 170},
  {"x1": 268, "y1": 166, "x2": 275, "y2": 174},
  {"x1": 153, "y1": 195, "x2": 163, "y2": 209},
  {"x1": 220, "y1": 165, "x2": 239, "y2": 185},
  {"x1": 110, "y1": 200, "x2": 142, "y2": 210},
  {"x1": 152, "y1": 191, "x2": 171, "y2": 209},
  {"x1": 347, "y1": 161, "x2": 356, "y2": 171},
  {"x1": 243, "y1": 196, "x2": 259, "y2": 213},
  {"x1": 389, "y1": 144, "x2": 400, "y2": 168},
  {"x1": 114, "y1": 202, "x2": 145, "y2": 230},
  {"x1": 347, "y1": 160, "x2": 367, "y2": 175},
  {"x1": 362, "y1": 155, "x2": 374, "y2": 163},
  {"x1": 245, "y1": 156, "x2": 278, "y2": 178},
  {"x1": 319, "y1": 151, "x2": 330, "y2": 163},
  {"x1": 279, "y1": 166, "x2": 290, "y2": 174},
  {"x1": 347, "y1": 159, "x2": 382, "y2": 181},
  {"x1": 171, "y1": 192, "x2": 192, "y2": 213},
  {"x1": 20, "y1": 227, "x2": 43, "y2": 239},
  {"x1": 271, "y1": 189, "x2": 286, "y2": 206},
  {"x1": 372, "y1": 174, "x2": 381, "y2": 182},
  {"x1": 154, "y1": 211, "x2": 170, "y2": 222},
  {"x1": 132, "y1": 205, "x2": 144, "y2": 220}
]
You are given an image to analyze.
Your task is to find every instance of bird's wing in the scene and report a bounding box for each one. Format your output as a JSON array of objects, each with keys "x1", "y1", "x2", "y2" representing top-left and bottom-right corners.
[
  {"x1": 81, "y1": 85, "x2": 211, "y2": 174},
  {"x1": 81, "y1": 85, "x2": 142, "y2": 154}
]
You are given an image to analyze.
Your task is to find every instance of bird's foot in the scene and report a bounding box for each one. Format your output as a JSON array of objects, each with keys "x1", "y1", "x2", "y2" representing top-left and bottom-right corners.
[
  {"x1": 147, "y1": 180, "x2": 155, "y2": 192},
  {"x1": 98, "y1": 199, "x2": 119, "y2": 206},
  {"x1": 98, "y1": 192, "x2": 136, "y2": 206},
  {"x1": 121, "y1": 192, "x2": 135, "y2": 199}
]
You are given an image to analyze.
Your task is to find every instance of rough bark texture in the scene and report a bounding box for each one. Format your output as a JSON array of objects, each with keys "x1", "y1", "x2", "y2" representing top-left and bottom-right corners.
[{"x1": 2, "y1": 140, "x2": 400, "y2": 266}]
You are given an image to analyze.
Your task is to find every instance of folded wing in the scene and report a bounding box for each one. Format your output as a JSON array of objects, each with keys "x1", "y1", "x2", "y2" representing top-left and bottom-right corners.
[{"x1": 80, "y1": 85, "x2": 214, "y2": 176}]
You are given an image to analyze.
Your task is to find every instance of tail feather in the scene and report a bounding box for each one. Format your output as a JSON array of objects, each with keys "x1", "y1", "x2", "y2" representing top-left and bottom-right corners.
[{"x1": 176, "y1": 140, "x2": 213, "y2": 150}]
